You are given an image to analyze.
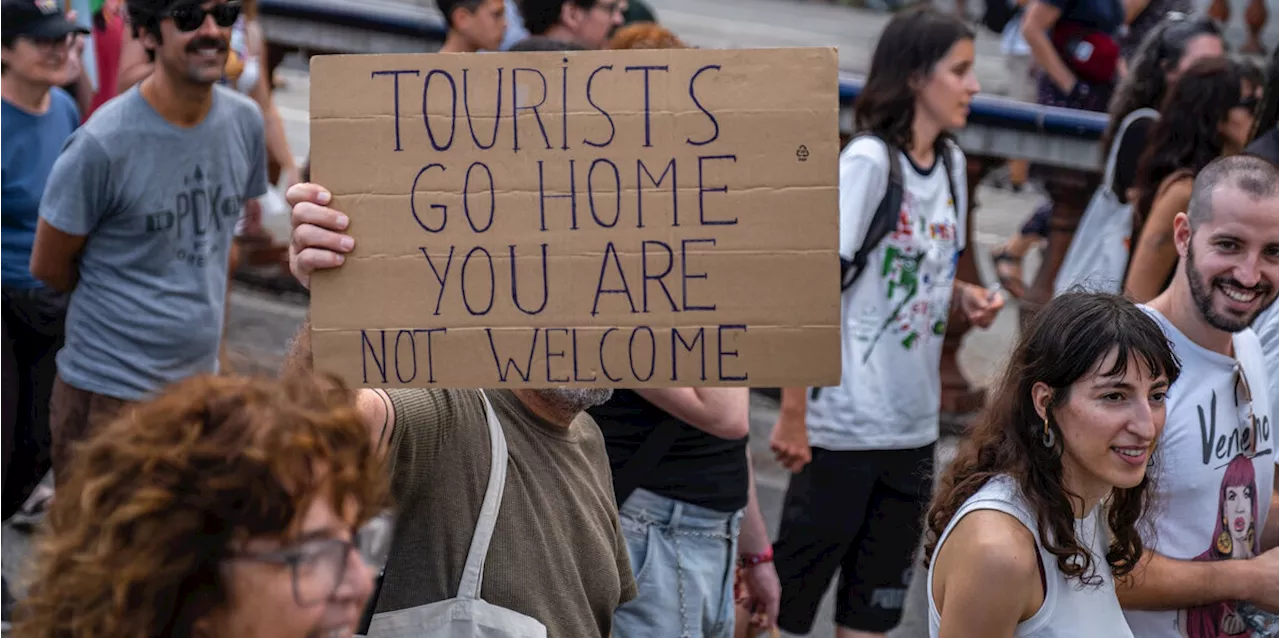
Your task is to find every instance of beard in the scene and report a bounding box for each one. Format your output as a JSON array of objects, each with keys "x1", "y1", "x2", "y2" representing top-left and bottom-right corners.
[
  {"x1": 1186, "y1": 241, "x2": 1276, "y2": 332},
  {"x1": 533, "y1": 388, "x2": 614, "y2": 414}
]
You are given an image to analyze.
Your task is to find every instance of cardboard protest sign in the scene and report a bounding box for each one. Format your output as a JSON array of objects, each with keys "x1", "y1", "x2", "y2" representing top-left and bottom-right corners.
[{"x1": 308, "y1": 47, "x2": 841, "y2": 389}]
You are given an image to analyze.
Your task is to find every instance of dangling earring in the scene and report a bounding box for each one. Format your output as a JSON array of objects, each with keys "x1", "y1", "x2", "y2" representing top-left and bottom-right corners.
[
  {"x1": 1041, "y1": 417, "x2": 1056, "y2": 449},
  {"x1": 1216, "y1": 513, "x2": 1233, "y2": 555}
]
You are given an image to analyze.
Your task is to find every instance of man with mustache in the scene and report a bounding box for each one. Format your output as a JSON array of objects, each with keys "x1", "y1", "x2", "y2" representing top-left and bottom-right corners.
[
  {"x1": 281, "y1": 185, "x2": 637, "y2": 636},
  {"x1": 1119, "y1": 154, "x2": 1280, "y2": 637},
  {"x1": 29, "y1": 0, "x2": 266, "y2": 481}
]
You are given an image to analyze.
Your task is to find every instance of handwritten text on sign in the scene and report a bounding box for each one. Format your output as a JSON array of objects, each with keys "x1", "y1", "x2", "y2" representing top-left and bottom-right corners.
[{"x1": 308, "y1": 47, "x2": 841, "y2": 388}]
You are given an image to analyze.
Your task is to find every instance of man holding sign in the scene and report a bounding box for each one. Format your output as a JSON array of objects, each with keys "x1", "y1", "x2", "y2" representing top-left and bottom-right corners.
[
  {"x1": 284, "y1": 186, "x2": 638, "y2": 636},
  {"x1": 289, "y1": 45, "x2": 840, "y2": 636}
]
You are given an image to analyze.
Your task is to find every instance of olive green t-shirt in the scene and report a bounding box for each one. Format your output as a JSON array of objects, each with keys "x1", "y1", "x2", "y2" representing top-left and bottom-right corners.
[{"x1": 375, "y1": 388, "x2": 637, "y2": 636}]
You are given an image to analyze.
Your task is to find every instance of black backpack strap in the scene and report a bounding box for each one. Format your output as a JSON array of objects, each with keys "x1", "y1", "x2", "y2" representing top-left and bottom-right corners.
[
  {"x1": 612, "y1": 420, "x2": 683, "y2": 506},
  {"x1": 842, "y1": 134, "x2": 904, "y2": 291}
]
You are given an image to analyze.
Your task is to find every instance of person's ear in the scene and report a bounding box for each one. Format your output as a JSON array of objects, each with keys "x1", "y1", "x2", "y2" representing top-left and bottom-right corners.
[
  {"x1": 1173, "y1": 212, "x2": 1193, "y2": 259},
  {"x1": 139, "y1": 26, "x2": 161, "y2": 54},
  {"x1": 451, "y1": 5, "x2": 472, "y2": 31},
  {"x1": 560, "y1": 0, "x2": 582, "y2": 29},
  {"x1": 908, "y1": 70, "x2": 925, "y2": 93},
  {"x1": 1031, "y1": 381, "x2": 1053, "y2": 422}
]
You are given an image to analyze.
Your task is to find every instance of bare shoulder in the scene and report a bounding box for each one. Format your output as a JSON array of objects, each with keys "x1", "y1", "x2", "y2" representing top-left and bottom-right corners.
[
  {"x1": 943, "y1": 509, "x2": 1041, "y2": 578},
  {"x1": 933, "y1": 508, "x2": 1043, "y2": 630},
  {"x1": 1156, "y1": 173, "x2": 1195, "y2": 208}
]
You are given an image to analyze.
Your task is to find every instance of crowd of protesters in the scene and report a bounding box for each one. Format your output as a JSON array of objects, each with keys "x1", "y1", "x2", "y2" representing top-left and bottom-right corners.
[{"x1": 1, "y1": 0, "x2": 1277, "y2": 637}]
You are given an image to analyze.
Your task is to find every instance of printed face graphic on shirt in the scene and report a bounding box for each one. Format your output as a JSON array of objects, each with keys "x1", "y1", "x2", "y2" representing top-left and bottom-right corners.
[
  {"x1": 142, "y1": 164, "x2": 244, "y2": 268},
  {"x1": 1177, "y1": 457, "x2": 1265, "y2": 636},
  {"x1": 860, "y1": 194, "x2": 957, "y2": 361}
]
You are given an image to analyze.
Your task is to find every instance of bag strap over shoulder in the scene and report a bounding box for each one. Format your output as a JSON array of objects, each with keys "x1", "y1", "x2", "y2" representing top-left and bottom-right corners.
[
  {"x1": 842, "y1": 133, "x2": 904, "y2": 291},
  {"x1": 1102, "y1": 107, "x2": 1159, "y2": 190},
  {"x1": 842, "y1": 135, "x2": 961, "y2": 291},
  {"x1": 457, "y1": 391, "x2": 510, "y2": 600}
]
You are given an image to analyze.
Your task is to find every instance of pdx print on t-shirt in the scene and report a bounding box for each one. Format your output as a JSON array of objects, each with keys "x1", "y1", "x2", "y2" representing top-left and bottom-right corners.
[{"x1": 39, "y1": 84, "x2": 267, "y2": 401}]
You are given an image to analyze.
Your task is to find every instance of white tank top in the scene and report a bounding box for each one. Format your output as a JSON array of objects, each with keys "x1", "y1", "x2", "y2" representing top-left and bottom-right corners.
[{"x1": 927, "y1": 475, "x2": 1135, "y2": 637}]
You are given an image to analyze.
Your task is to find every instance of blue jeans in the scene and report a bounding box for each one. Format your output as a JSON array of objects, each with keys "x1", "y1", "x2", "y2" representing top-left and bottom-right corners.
[{"x1": 612, "y1": 489, "x2": 743, "y2": 638}]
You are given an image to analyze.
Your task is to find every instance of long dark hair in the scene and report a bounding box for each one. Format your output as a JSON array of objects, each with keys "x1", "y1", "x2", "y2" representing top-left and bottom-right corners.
[
  {"x1": 923, "y1": 292, "x2": 1182, "y2": 585},
  {"x1": 1250, "y1": 49, "x2": 1278, "y2": 142},
  {"x1": 1133, "y1": 56, "x2": 1250, "y2": 225},
  {"x1": 1102, "y1": 14, "x2": 1223, "y2": 151},
  {"x1": 854, "y1": 5, "x2": 974, "y2": 150}
]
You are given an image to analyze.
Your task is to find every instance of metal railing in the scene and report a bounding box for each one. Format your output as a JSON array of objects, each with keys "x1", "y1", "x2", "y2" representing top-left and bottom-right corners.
[{"x1": 258, "y1": 0, "x2": 1110, "y2": 170}]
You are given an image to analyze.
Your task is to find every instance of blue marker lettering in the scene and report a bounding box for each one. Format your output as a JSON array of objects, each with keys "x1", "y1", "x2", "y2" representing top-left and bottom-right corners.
[
  {"x1": 697, "y1": 155, "x2": 738, "y2": 226},
  {"x1": 584, "y1": 65, "x2": 616, "y2": 148},
  {"x1": 371, "y1": 69, "x2": 419, "y2": 152},
  {"x1": 588, "y1": 158, "x2": 621, "y2": 228},
  {"x1": 410, "y1": 164, "x2": 447, "y2": 233}
]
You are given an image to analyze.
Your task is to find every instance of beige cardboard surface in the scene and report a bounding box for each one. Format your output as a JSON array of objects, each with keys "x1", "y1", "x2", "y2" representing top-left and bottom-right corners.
[{"x1": 309, "y1": 47, "x2": 841, "y2": 388}]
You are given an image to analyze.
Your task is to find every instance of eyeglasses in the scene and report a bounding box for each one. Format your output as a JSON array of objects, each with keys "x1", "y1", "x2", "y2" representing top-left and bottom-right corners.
[
  {"x1": 1237, "y1": 95, "x2": 1260, "y2": 111},
  {"x1": 231, "y1": 511, "x2": 396, "y2": 607},
  {"x1": 163, "y1": 0, "x2": 241, "y2": 32},
  {"x1": 594, "y1": 0, "x2": 626, "y2": 15}
]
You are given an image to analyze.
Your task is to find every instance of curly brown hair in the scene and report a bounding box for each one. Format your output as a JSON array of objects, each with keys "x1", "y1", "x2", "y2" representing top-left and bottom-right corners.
[
  {"x1": 14, "y1": 373, "x2": 390, "y2": 638},
  {"x1": 923, "y1": 292, "x2": 1181, "y2": 586},
  {"x1": 607, "y1": 22, "x2": 685, "y2": 50}
]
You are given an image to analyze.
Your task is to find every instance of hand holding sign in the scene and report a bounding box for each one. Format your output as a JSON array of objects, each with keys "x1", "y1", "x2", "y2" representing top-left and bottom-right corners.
[
  {"x1": 306, "y1": 47, "x2": 842, "y2": 389},
  {"x1": 288, "y1": 183, "x2": 351, "y2": 290}
]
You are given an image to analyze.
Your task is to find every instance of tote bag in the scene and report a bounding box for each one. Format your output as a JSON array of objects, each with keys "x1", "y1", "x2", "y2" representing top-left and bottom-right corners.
[
  {"x1": 363, "y1": 392, "x2": 548, "y2": 638},
  {"x1": 1054, "y1": 108, "x2": 1158, "y2": 296}
]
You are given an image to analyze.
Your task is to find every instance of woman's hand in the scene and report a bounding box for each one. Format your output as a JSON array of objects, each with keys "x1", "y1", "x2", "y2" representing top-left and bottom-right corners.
[{"x1": 956, "y1": 282, "x2": 1005, "y2": 329}]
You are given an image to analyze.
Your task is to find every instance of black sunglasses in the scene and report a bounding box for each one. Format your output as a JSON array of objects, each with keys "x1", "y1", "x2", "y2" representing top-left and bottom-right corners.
[{"x1": 164, "y1": 0, "x2": 241, "y2": 32}]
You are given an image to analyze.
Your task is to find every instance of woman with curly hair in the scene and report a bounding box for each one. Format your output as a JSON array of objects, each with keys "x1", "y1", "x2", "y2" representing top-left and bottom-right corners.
[
  {"x1": 924, "y1": 291, "x2": 1181, "y2": 637},
  {"x1": 13, "y1": 373, "x2": 393, "y2": 638},
  {"x1": 1123, "y1": 56, "x2": 1261, "y2": 302}
]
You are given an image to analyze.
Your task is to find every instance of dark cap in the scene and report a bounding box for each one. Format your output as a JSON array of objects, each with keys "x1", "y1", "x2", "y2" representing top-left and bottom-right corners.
[{"x1": 2, "y1": 0, "x2": 91, "y2": 40}]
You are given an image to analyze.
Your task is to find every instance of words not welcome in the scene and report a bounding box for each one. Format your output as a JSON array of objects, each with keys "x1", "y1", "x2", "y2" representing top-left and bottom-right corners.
[{"x1": 308, "y1": 47, "x2": 842, "y2": 389}]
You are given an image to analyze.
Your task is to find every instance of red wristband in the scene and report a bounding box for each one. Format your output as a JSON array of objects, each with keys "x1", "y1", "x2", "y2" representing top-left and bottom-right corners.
[{"x1": 737, "y1": 546, "x2": 773, "y2": 568}]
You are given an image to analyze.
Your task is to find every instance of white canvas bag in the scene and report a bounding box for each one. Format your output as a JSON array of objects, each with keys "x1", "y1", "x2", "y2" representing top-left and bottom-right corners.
[
  {"x1": 1054, "y1": 108, "x2": 1159, "y2": 296},
  {"x1": 364, "y1": 392, "x2": 548, "y2": 638}
]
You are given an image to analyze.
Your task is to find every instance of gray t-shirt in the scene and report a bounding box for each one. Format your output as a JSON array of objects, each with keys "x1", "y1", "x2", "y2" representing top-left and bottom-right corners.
[{"x1": 40, "y1": 84, "x2": 267, "y2": 401}]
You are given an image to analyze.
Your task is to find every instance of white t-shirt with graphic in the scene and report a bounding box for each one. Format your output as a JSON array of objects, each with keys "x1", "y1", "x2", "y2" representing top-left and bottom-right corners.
[
  {"x1": 806, "y1": 136, "x2": 967, "y2": 451},
  {"x1": 1250, "y1": 301, "x2": 1278, "y2": 431},
  {"x1": 1124, "y1": 307, "x2": 1277, "y2": 638}
]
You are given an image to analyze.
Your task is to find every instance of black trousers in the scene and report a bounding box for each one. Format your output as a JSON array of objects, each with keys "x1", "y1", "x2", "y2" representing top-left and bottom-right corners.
[{"x1": 1, "y1": 286, "x2": 66, "y2": 519}]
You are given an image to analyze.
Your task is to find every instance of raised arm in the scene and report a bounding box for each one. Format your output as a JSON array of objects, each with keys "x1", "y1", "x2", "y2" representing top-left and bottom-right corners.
[
  {"x1": 284, "y1": 313, "x2": 393, "y2": 456},
  {"x1": 633, "y1": 388, "x2": 749, "y2": 439}
]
